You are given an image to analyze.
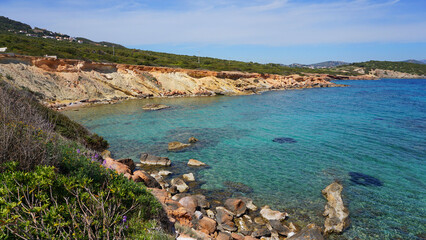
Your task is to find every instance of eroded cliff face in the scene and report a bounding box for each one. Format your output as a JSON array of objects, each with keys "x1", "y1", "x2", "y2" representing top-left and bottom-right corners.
[{"x1": 0, "y1": 55, "x2": 341, "y2": 107}]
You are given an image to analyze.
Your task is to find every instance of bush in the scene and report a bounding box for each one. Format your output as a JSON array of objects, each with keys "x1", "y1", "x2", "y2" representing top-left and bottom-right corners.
[{"x1": 0, "y1": 144, "x2": 162, "y2": 239}]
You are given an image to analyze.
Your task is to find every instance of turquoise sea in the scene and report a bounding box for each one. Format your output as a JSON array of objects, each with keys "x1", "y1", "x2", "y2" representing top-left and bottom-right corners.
[{"x1": 65, "y1": 79, "x2": 426, "y2": 239}]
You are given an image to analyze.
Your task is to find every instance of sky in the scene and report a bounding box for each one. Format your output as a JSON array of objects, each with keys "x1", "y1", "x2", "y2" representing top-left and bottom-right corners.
[{"x1": 1, "y1": 0, "x2": 425, "y2": 64}]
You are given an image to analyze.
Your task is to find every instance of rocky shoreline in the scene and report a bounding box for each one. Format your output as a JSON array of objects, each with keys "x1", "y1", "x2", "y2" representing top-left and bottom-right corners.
[
  {"x1": 100, "y1": 138, "x2": 350, "y2": 240},
  {"x1": 0, "y1": 54, "x2": 361, "y2": 111}
]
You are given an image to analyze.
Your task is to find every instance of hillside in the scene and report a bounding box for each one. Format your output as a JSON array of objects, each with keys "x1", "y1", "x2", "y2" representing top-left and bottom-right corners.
[
  {"x1": 339, "y1": 61, "x2": 426, "y2": 76},
  {"x1": 289, "y1": 61, "x2": 349, "y2": 69}
]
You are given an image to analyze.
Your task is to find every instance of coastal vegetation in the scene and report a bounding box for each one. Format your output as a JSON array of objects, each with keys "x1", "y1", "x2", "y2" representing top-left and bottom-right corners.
[{"x1": 0, "y1": 79, "x2": 171, "y2": 239}]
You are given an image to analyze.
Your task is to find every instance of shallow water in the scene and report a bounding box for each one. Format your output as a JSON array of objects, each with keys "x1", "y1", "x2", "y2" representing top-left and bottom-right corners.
[{"x1": 65, "y1": 79, "x2": 426, "y2": 239}]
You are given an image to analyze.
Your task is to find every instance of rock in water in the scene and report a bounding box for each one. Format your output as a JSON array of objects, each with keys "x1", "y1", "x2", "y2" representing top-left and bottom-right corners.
[
  {"x1": 272, "y1": 137, "x2": 297, "y2": 144},
  {"x1": 139, "y1": 153, "x2": 171, "y2": 166},
  {"x1": 287, "y1": 224, "x2": 323, "y2": 240},
  {"x1": 115, "y1": 158, "x2": 135, "y2": 171},
  {"x1": 132, "y1": 170, "x2": 161, "y2": 188},
  {"x1": 322, "y1": 182, "x2": 350, "y2": 234},
  {"x1": 182, "y1": 173, "x2": 195, "y2": 182},
  {"x1": 349, "y1": 172, "x2": 383, "y2": 186},
  {"x1": 171, "y1": 178, "x2": 189, "y2": 193},
  {"x1": 187, "y1": 159, "x2": 207, "y2": 166},
  {"x1": 142, "y1": 103, "x2": 170, "y2": 111},
  {"x1": 224, "y1": 198, "x2": 247, "y2": 217},
  {"x1": 168, "y1": 141, "x2": 191, "y2": 151},
  {"x1": 260, "y1": 205, "x2": 288, "y2": 221},
  {"x1": 188, "y1": 137, "x2": 198, "y2": 143}
]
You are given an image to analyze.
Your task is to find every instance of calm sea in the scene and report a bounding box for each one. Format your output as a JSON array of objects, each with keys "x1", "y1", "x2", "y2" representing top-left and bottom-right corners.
[{"x1": 65, "y1": 79, "x2": 426, "y2": 239}]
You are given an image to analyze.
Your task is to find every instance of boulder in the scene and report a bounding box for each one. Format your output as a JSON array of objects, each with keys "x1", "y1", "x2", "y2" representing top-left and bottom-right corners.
[
  {"x1": 179, "y1": 196, "x2": 198, "y2": 214},
  {"x1": 235, "y1": 215, "x2": 254, "y2": 235},
  {"x1": 123, "y1": 173, "x2": 132, "y2": 180},
  {"x1": 216, "y1": 207, "x2": 237, "y2": 232},
  {"x1": 244, "y1": 236, "x2": 258, "y2": 240},
  {"x1": 251, "y1": 227, "x2": 271, "y2": 238},
  {"x1": 168, "y1": 207, "x2": 192, "y2": 227},
  {"x1": 287, "y1": 224, "x2": 323, "y2": 240},
  {"x1": 150, "y1": 173, "x2": 169, "y2": 189},
  {"x1": 225, "y1": 198, "x2": 247, "y2": 217},
  {"x1": 142, "y1": 103, "x2": 170, "y2": 111},
  {"x1": 194, "y1": 211, "x2": 203, "y2": 220},
  {"x1": 169, "y1": 141, "x2": 191, "y2": 151},
  {"x1": 193, "y1": 194, "x2": 210, "y2": 209},
  {"x1": 322, "y1": 182, "x2": 350, "y2": 234},
  {"x1": 103, "y1": 157, "x2": 131, "y2": 175},
  {"x1": 260, "y1": 206, "x2": 288, "y2": 221},
  {"x1": 206, "y1": 209, "x2": 215, "y2": 219},
  {"x1": 188, "y1": 137, "x2": 198, "y2": 143},
  {"x1": 139, "y1": 153, "x2": 171, "y2": 166},
  {"x1": 187, "y1": 159, "x2": 206, "y2": 167},
  {"x1": 244, "y1": 198, "x2": 258, "y2": 212},
  {"x1": 198, "y1": 216, "x2": 217, "y2": 234},
  {"x1": 115, "y1": 158, "x2": 136, "y2": 171},
  {"x1": 268, "y1": 220, "x2": 291, "y2": 236},
  {"x1": 217, "y1": 232, "x2": 232, "y2": 240},
  {"x1": 158, "y1": 170, "x2": 172, "y2": 176},
  {"x1": 132, "y1": 170, "x2": 161, "y2": 188},
  {"x1": 183, "y1": 173, "x2": 195, "y2": 182},
  {"x1": 171, "y1": 178, "x2": 189, "y2": 193},
  {"x1": 231, "y1": 233, "x2": 245, "y2": 240}
]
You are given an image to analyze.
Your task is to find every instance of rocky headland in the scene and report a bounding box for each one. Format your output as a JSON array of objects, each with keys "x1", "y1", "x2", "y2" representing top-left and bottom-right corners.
[{"x1": 0, "y1": 54, "x2": 361, "y2": 110}]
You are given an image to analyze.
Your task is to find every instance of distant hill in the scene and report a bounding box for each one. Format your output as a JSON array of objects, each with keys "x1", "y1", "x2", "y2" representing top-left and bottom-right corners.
[
  {"x1": 289, "y1": 61, "x2": 349, "y2": 69},
  {"x1": 0, "y1": 16, "x2": 32, "y2": 32},
  {"x1": 346, "y1": 61, "x2": 426, "y2": 76},
  {"x1": 403, "y1": 59, "x2": 426, "y2": 65}
]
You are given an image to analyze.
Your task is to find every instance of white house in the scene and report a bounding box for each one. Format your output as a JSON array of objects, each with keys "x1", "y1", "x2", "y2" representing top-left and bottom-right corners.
[{"x1": 0, "y1": 47, "x2": 7, "y2": 52}]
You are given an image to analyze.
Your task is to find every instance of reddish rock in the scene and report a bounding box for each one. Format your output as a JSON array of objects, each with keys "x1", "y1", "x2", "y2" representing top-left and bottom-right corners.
[
  {"x1": 244, "y1": 236, "x2": 258, "y2": 240},
  {"x1": 225, "y1": 198, "x2": 247, "y2": 217},
  {"x1": 132, "y1": 170, "x2": 161, "y2": 188},
  {"x1": 231, "y1": 233, "x2": 245, "y2": 240},
  {"x1": 217, "y1": 232, "x2": 232, "y2": 240},
  {"x1": 103, "y1": 157, "x2": 131, "y2": 175},
  {"x1": 198, "y1": 216, "x2": 217, "y2": 234},
  {"x1": 115, "y1": 158, "x2": 136, "y2": 171},
  {"x1": 216, "y1": 207, "x2": 236, "y2": 232},
  {"x1": 168, "y1": 207, "x2": 192, "y2": 227},
  {"x1": 178, "y1": 196, "x2": 198, "y2": 214}
]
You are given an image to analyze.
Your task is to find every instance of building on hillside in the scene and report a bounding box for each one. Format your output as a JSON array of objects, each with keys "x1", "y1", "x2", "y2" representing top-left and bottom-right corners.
[
  {"x1": 0, "y1": 47, "x2": 7, "y2": 52},
  {"x1": 44, "y1": 55, "x2": 57, "y2": 59}
]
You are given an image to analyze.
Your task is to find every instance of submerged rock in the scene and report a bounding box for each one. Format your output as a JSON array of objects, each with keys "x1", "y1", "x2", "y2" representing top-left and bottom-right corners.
[
  {"x1": 142, "y1": 103, "x2": 170, "y2": 111},
  {"x1": 272, "y1": 137, "x2": 297, "y2": 144},
  {"x1": 138, "y1": 153, "x2": 171, "y2": 166},
  {"x1": 287, "y1": 224, "x2": 323, "y2": 240},
  {"x1": 188, "y1": 137, "x2": 198, "y2": 143},
  {"x1": 349, "y1": 172, "x2": 383, "y2": 186},
  {"x1": 183, "y1": 173, "x2": 195, "y2": 182},
  {"x1": 260, "y1": 206, "x2": 288, "y2": 221},
  {"x1": 168, "y1": 141, "x2": 191, "y2": 151},
  {"x1": 223, "y1": 181, "x2": 253, "y2": 194},
  {"x1": 187, "y1": 159, "x2": 207, "y2": 166},
  {"x1": 322, "y1": 182, "x2": 350, "y2": 234}
]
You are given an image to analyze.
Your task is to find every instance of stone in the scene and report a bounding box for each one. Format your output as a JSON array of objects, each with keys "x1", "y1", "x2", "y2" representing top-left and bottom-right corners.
[
  {"x1": 251, "y1": 227, "x2": 271, "y2": 238},
  {"x1": 216, "y1": 207, "x2": 237, "y2": 232},
  {"x1": 287, "y1": 224, "x2": 323, "y2": 240},
  {"x1": 193, "y1": 194, "x2": 210, "y2": 209},
  {"x1": 231, "y1": 233, "x2": 245, "y2": 240},
  {"x1": 254, "y1": 217, "x2": 267, "y2": 226},
  {"x1": 235, "y1": 215, "x2": 254, "y2": 235},
  {"x1": 260, "y1": 206, "x2": 288, "y2": 221},
  {"x1": 179, "y1": 196, "x2": 198, "y2": 214},
  {"x1": 194, "y1": 211, "x2": 203, "y2": 220},
  {"x1": 142, "y1": 103, "x2": 170, "y2": 111},
  {"x1": 206, "y1": 209, "x2": 215, "y2": 219},
  {"x1": 244, "y1": 236, "x2": 258, "y2": 240},
  {"x1": 198, "y1": 216, "x2": 217, "y2": 234},
  {"x1": 168, "y1": 141, "x2": 191, "y2": 151},
  {"x1": 132, "y1": 170, "x2": 161, "y2": 188},
  {"x1": 103, "y1": 157, "x2": 131, "y2": 175},
  {"x1": 168, "y1": 207, "x2": 192, "y2": 227},
  {"x1": 123, "y1": 173, "x2": 132, "y2": 180},
  {"x1": 171, "y1": 178, "x2": 189, "y2": 193},
  {"x1": 269, "y1": 220, "x2": 291, "y2": 236},
  {"x1": 183, "y1": 173, "x2": 195, "y2": 182},
  {"x1": 217, "y1": 232, "x2": 232, "y2": 240},
  {"x1": 115, "y1": 158, "x2": 136, "y2": 171},
  {"x1": 187, "y1": 159, "x2": 207, "y2": 166},
  {"x1": 150, "y1": 173, "x2": 168, "y2": 188},
  {"x1": 322, "y1": 182, "x2": 350, "y2": 234},
  {"x1": 188, "y1": 137, "x2": 198, "y2": 143},
  {"x1": 139, "y1": 153, "x2": 171, "y2": 166},
  {"x1": 158, "y1": 170, "x2": 172, "y2": 176},
  {"x1": 225, "y1": 198, "x2": 247, "y2": 217}
]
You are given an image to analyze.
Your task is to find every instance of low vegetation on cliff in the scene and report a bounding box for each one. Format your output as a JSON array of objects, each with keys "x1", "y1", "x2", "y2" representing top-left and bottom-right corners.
[{"x1": 0, "y1": 79, "x2": 171, "y2": 239}]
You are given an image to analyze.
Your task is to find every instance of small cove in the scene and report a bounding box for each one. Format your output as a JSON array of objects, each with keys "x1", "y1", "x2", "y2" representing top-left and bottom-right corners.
[{"x1": 65, "y1": 79, "x2": 426, "y2": 239}]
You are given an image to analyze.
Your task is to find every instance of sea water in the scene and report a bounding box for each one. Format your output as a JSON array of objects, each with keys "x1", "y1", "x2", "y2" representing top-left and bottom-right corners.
[{"x1": 64, "y1": 79, "x2": 426, "y2": 239}]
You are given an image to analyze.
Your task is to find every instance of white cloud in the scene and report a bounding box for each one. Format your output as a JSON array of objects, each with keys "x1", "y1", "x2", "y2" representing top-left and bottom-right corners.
[{"x1": 1, "y1": 0, "x2": 425, "y2": 46}]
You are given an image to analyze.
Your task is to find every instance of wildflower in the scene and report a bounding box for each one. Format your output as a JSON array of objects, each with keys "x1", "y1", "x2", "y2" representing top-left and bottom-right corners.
[
  {"x1": 76, "y1": 149, "x2": 80, "y2": 154},
  {"x1": 122, "y1": 215, "x2": 127, "y2": 223}
]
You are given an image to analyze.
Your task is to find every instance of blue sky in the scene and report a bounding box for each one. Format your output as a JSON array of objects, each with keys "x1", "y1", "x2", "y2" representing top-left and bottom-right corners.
[{"x1": 1, "y1": 0, "x2": 425, "y2": 64}]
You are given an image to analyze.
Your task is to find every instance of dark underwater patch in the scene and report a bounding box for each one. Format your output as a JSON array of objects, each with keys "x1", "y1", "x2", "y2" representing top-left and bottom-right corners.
[
  {"x1": 223, "y1": 181, "x2": 254, "y2": 194},
  {"x1": 273, "y1": 137, "x2": 297, "y2": 144},
  {"x1": 349, "y1": 172, "x2": 383, "y2": 186}
]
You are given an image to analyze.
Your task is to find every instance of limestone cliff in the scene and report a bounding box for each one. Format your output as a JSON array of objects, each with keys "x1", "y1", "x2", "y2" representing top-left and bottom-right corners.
[{"x1": 0, "y1": 55, "x2": 343, "y2": 108}]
